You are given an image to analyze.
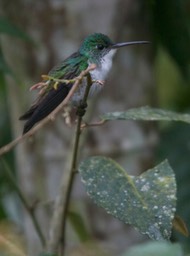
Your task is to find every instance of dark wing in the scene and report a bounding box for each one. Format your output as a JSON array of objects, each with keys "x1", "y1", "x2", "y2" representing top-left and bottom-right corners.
[
  {"x1": 19, "y1": 52, "x2": 88, "y2": 134},
  {"x1": 19, "y1": 84, "x2": 71, "y2": 134}
]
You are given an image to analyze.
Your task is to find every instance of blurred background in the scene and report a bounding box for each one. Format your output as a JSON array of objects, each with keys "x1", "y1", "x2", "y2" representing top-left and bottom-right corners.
[{"x1": 0, "y1": 0, "x2": 190, "y2": 255}]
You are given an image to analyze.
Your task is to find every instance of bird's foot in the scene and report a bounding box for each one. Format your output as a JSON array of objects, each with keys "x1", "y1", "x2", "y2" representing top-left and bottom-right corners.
[
  {"x1": 29, "y1": 81, "x2": 48, "y2": 91},
  {"x1": 92, "y1": 79, "x2": 105, "y2": 86}
]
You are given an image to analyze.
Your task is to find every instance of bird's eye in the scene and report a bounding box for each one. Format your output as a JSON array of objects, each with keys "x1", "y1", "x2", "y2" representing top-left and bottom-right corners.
[{"x1": 96, "y1": 44, "x2": 105, "y2": 50}]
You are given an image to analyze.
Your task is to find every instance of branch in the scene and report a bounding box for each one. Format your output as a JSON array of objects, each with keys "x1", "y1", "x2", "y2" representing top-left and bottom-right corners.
[
  {"x1": 0, "y1": 64, "x2": 97, "y2": 156},
  {"x1": 47, "y1": 71, "x2": 93, "y2": 255}
]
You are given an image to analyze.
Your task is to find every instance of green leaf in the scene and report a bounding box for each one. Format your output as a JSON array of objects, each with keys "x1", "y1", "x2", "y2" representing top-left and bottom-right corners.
[
  {"x1": 68, "y1": 211, "x2": 90, "y2": 242},
  {"x1": 79, "y1": 157, "x2": 176, "y2": 240},
  {"x1": 0, "y1": 17, "x2": 33, "y2": 42},
  {"x1": 101, "y1": 106, "x2": 190, "y2": 124},
  {"x1": 122, "y1": 241, "x2": 183, "y2": 256}
]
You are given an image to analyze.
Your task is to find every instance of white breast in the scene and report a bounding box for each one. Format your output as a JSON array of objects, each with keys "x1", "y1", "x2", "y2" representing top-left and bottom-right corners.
[
  {"x1": 71, "y1": 49, "x2": 116, "y2": 105},
  {"x1": 89, "y1": 49, "x2": 116, "y2": 80}
]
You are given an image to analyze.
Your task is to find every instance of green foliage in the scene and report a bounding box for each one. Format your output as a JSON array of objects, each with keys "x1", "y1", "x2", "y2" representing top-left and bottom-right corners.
[
  {"x1": 155, "y1": 49, "x2": 190, "y2": 111},
  {"x1": 153, "y1": 4, "x2": 190, "y2": 246},
  {"x1": 0, "y1": 16, "x2": 33, "y2": 42},
  {"x1": 79, "y1": 157, "x2": 176, "y2": 240},
  {"x1": 0, "y1": 46, "x2": 14, "y2": 216},
  {"x1": 68, "y1": 211, "x2": 90, "y2": 242},
  {"x1": 101, "y1": 106, "x2": 190, "y2": 124},
  {"x1": 0, "y1": 16, "x2": 33, "y2": 223},
  {"x1": 157, "y1": 123, "x2": 190, "y2": 249},
  {"x1": 122, "y1": 241, "x2": 183, "y2": 256},
  {"x1": 153, "y1": 0, "x2": 190, "y2": 79},
  {"x1": 78, "y1": 107, "x2": 190, "y2": 241},
  {"x1": 0, "y1": 16, "x2": 33, "y2": 77},
  {"x1": 0, "y1": 44, "x2": 11, "y2": 75}
]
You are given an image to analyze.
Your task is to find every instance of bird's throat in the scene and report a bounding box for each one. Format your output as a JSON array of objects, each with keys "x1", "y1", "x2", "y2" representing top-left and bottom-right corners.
[{"x1": 89, "y1": 49, "x2": 116, "y2": 81}]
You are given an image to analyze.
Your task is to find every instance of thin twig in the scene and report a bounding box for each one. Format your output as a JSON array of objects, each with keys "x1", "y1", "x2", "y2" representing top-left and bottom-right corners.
[
  {"x1": 0, "y1": 64, "x2": 97, "y2": 156},
  {"x1": 61, "y1": 72, "x2": 93, "y2": 253},
  {"x1": 1, "y1": 158, "x2": 46, "y2": 247},
  {"x1": 47, "y1": 71, "x2": 93, "y2": 255}
]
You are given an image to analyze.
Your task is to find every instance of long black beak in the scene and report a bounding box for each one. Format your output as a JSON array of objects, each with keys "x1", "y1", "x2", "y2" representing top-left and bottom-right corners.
[{"x1": 111, "y1": 41, "x2": 150, "y2": 49}]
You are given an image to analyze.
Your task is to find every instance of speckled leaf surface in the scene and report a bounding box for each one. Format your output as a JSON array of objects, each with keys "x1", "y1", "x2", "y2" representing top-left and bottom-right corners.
[
  {"x1": 101, "y1": 107, "x2": 190, "y2": 124},
  {"x1": 79, "y1": 157, "x2": 176, "y2": 240}
]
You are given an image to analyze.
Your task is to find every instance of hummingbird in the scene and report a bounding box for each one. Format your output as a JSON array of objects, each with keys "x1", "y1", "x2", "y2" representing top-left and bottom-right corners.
[{"x1": 19, "y1": 33, "x2": 149, "y2": 134}]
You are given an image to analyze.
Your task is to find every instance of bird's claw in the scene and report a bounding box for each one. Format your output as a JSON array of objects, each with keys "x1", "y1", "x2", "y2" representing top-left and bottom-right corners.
[
  {"x1": 92, "y1": 79, "x2": 105, "y2": 86},
  {"x1": 29, "y1": 82, "x2": 48, "y2": 91}
]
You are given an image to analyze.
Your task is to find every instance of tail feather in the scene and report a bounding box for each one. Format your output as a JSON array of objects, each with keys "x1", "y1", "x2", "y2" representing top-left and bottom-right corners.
[
  {"x1": 21, "y1": 84, "x2": 70, "y2": 134},
  {"x1": 19, "y1": 105, "x2": 38, "y2": 120}
]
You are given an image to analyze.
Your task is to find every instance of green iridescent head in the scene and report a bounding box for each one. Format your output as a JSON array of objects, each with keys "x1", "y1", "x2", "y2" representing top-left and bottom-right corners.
[
  {"x1": 79, "y1": 33, "x2": 113, "y2": 61},
  {"x1": 79, "y1": 33, "x2": 149, "y2": 62}
]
